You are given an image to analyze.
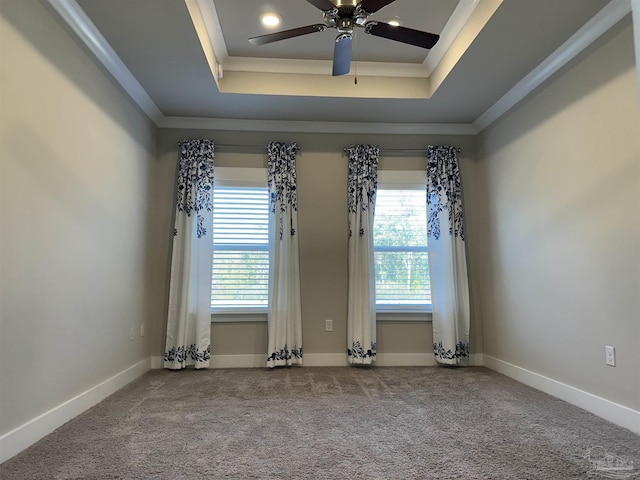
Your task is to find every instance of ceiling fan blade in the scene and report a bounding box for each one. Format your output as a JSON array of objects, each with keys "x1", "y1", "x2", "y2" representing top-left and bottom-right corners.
[
  {"x1": 332, "y1": 34, "x2": 352, "y2": 76},
  {"x1": 306, "y1": 0, "x2": 337, "y2": 11},
  {"x1": 249, "y1": 24, "x2": 327, "y2": 46},
  {"x1": 359, "y1": 0, "x2": 396, "y2": 14},
  {"x1": 365, "y1": 22, "x2": 440, "y2": 49}
]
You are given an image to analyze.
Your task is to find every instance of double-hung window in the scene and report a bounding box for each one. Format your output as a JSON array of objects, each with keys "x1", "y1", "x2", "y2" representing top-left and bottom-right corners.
[
  {"x1": 374, "y1": 171, "x2": 431, "y2": 314},
  {"x1": 210, "y1": 168, "x2": 269, "y2": 316}
]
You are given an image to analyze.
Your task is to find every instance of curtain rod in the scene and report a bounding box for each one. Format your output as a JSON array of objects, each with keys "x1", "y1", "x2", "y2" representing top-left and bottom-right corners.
[
  {"x1": 175, "y1": 142, "x2": 459, "y2": 155},
  {"x1": 176, "y1": 142, "x2": 300, "y2": 153},
  {"x1": 342, "y1": 147, "x2": 462, "y2": 155}
]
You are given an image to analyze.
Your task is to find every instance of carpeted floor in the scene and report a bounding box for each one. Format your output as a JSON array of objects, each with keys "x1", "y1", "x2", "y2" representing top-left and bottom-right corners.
[{"x1": 1, "y1": 366, "x2": 639, "y2": 479}]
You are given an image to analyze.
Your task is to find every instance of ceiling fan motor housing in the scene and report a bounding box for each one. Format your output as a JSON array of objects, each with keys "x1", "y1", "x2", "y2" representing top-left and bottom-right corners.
[
  {"x1": 333, "y1": 0, "x2": 358, "y2": 7},
  {"x1": 327, "y1": 0, "x2": 368, "y2": 33},
  {"x1": 337, "y1": 17, "x2": 354, "y2": 33}
]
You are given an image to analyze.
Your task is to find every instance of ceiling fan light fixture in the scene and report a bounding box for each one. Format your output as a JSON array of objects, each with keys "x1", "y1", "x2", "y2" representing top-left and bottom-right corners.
[
  {"x1": 260, "y1": 12, "x2": 282, "y2": 28},
  {"x1": 387, "y1": 17, "x2": 402, "y2": 27}
]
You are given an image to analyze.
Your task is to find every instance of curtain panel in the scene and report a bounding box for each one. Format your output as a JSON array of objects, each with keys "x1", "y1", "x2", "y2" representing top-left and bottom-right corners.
[
  {"x1": 164, "y1": 139, "x2": 214, "y2": 370},
  {"x1": 346, "y1": 144, "x2": 379, "y2": 365},
  {"x1": 267, "y1": 142, "x2": 303, "y2": 367},
  {"x1": 426, "y1": 146, "x2": 470, "y2": 365}
]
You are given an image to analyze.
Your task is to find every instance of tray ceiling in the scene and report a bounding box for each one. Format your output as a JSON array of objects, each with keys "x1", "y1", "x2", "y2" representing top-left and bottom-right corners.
[{"x1": 64, "y1": 0, "x2": 619, "y2": 128}]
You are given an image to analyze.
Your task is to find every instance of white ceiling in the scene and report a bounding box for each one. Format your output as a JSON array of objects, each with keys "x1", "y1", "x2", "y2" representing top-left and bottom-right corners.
[{"x1": 56, "y1": 0, "x2": 628, "y2": 131}]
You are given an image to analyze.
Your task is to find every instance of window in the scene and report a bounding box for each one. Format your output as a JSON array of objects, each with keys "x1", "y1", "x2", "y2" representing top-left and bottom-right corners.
[
  {"x1": 211, "y1": 185, "x2": 269, "y2": 313},
  {"x1": 374, "y1": 188, "x2": 431, "y2": 312}
]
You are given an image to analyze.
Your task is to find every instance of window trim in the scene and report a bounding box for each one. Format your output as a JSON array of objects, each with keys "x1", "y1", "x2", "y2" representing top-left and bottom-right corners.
[
  {"x1": 211, "y1": 312, "x2": 268, "y2": 323},
  {"x1": 377, "y1": 169, "x2": 427, "y2": 189},
  {"x1": 377, "y1": 312, "x2": 433, "y2": 322},
  {"x1": 211, "y1": 167, "x2": 269, "y2": 322},
  {"x1": 375, "y1": 170, "x2": 431, "y2": 318}
]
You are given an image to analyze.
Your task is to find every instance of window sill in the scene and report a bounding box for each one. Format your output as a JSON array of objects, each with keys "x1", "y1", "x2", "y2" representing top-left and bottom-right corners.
[
  {"x1": 210, "y1": 310, "x2": 431, "y2": 323},
  {"x1": 211, "y1": 310, "x2": 268, "y2": 323},
  {"x1": 376, "y1": 311, "x2": 432, "y2": 322}
]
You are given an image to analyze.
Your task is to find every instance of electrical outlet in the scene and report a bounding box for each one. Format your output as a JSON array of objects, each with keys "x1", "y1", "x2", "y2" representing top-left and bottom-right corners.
[
  {"x1": 605, "y1": 346, "x2": 616, "y2": 366},
  {"x1": 129, "y1": 327, "x2": 135, "y2": 341},
  {"x1": 325, "y1": 319, "x2": 333, "y2": 332},
  {"x1": 140, "y1": 323, "x2": 145, "y2": 337}
]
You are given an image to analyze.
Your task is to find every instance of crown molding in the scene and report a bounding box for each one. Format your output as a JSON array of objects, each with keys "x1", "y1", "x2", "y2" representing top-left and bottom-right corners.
[
  {"x1": 633, "y1": 0, "x2": 640, "y2": 108},
  {"x1": 46, "y1": 0, "x2": 164, "y2": 124},
  {"x1": 423, "y1": 0, "x2": 480, "y2": 76},
  {"x1": 48, "y1": 0, "x2": 629, "y2": 137},
  {"x1": 473, "y1": 0, "x2": 632, "y2": 132},
  {"x1": 191, "y1": 0, "x2": 228, "y2": 62},
  {"x1": 158, "y1": 116, "x2": 478, "y2": 135},
  {"x1": 39, "y1": 0, "x2": 474, "y2": 136},
  {"x1": 184, "y1": 0, "x2": 224, "y2": 87},
  {"x1": 223, "y1": 57, "x2": 428, "y2": 78},
  {"x1": 209, "y1": 0, "x2": 483, "y2": 81}
]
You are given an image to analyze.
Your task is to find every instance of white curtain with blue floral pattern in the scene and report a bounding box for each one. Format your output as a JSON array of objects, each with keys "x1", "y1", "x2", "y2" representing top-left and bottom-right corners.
[
  {"x1": 426, "y1": 146, "x2": 470, "y2": 365},
  {"x1": 267, "y1": 142, "x2": 303, "y2": 367},
  {"x1": 164, "y1": 140, "x2": 214, "y2": 370},
  {"x1": 347, "y1": 145, "x2": 378, "y2": 365}
]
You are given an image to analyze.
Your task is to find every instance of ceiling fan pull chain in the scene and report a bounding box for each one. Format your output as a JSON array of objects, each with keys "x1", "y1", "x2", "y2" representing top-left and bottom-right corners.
[{"x1": 354, "y1": 31, "x2": 358, "y2": 85}]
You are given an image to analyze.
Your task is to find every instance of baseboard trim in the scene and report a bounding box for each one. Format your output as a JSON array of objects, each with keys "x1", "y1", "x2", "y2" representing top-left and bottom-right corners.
[
  {"x1": 150, "y1": 356, "x2": 164, "y2": 369},
  {"x1": 377, "y1": 353, "x2": 484, "y2": 367},
  {"x1": 154, "y1": 354, "x2": 350, "y2": 368},
  {"x1": 304, "y1": 353, "x2": 348, "y2": 367},
  {"x1": 151, "y1": 355, "x2": 266, "y2": 369},
  {"x1": 376, "y1": 353, "x2": 435, "y2": 366},
  {"x1": 483, "y1": 355, "x2": 640, "y2": 435},
  {"x1": 469, "y1": 353, "x2": 485, "y2": 366},
  {"x1": 0, "y1": 358, "x2": 151, "y2": 463},
  {"x1": 151, "y1": 353, "x2": 484, "y2": 369},
  {"x1": 212, "y1": 354, "x2": 265, "y2": 368},
  {"x1": 6, "y1": 351, "x2": 634, "y2": 467}
]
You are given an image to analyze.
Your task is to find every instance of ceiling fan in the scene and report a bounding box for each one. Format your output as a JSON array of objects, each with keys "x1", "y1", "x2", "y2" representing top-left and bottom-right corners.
[{"x1": 248, "y1": 0, "x2": 440, "y2": 77}]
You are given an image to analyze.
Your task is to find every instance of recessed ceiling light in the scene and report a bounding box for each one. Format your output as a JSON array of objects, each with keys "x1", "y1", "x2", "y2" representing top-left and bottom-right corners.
[
  {"x1": 387, "y1": 18, "x2": 402, "y2": 27},
  {"x1": 260, "y1": 12, "x2": 282, "y2": 28}
]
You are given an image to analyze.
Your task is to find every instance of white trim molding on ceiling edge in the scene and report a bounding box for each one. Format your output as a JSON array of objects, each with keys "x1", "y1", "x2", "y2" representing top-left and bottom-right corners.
[
  {"x1": 46, "y1": 0, "x2": 163, "y2": 125},
  {"x1": 158, "y1": 117, "x2": 477, "y2": 135},
  {"x1": 473, "y1": 0, "x2": 632, "y2": 131},
  {"x1": 47, "y1": 0, "x2": 631, "y2": 135},
  {"x1": 185, "y1": 0, "x2": 498, "y2": 100},
  {"x1": 196, "y1": 0, "x2": 483, "y2": 80},
  {"x1": 633, "y1": 0, "x2": 640, "y2": 105}
]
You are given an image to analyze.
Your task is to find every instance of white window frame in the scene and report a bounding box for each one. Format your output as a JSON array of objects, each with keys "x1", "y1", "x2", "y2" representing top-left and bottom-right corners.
[
  {"x1": 375, "y1": 170, "x2": 432, "y2": 322},
  {"x1": 211, "y1": 167, "x2": 269, "y2": 323}
]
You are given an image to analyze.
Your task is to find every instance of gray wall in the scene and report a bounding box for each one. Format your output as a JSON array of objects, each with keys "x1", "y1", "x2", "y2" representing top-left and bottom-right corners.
[
  {"x1": 3, "y1": 0, "x2": 637, "y2": 449},
  {"x1": 150, "y1": 130, "x2": 484, "y2": 359},
  {"x1": 0, "y1": 0, "x2": 156, "y2": 435},
  {"x1": 476, "y1": 22, "x2": 640, "y2": 410}
]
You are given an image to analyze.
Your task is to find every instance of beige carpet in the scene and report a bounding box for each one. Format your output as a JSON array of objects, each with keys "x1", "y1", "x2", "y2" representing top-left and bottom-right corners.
[{"x1": 2, "y1": 366, "x2": 639, "y2": 479}]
